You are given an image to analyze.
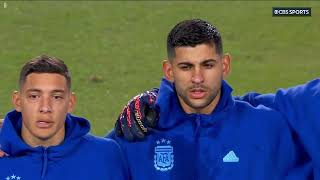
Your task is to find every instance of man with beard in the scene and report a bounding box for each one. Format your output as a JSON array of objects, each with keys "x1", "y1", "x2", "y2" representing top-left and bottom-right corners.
[{"x1": 108, "y1": 19, "x2": 311, "y2": 179}]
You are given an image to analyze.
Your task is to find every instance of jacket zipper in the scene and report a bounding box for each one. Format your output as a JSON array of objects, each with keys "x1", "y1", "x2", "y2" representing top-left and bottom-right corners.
[{"x1": 41, "y1": 148, "x2": 48, "y2": 180}]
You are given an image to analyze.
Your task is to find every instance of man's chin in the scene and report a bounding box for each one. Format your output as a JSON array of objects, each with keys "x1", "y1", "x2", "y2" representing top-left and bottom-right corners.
[
  {"x1": 188, "y1": 101, "x2": 209, "y2": 110},
  {"x1": 34, "y1": 131, "x2": 54, "y2": 142}
]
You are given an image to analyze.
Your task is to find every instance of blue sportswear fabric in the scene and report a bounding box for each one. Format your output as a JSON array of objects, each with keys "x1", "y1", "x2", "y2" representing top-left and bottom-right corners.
[
  {"x1": 0, "y1": 110, "x2": 129, "y2": 180},
  {"x1": 108, "y1": 78, "x2": 311, "y2": 180},
  {"x1": 237, "y1": 78, "x2": 320, "y2": 179}
]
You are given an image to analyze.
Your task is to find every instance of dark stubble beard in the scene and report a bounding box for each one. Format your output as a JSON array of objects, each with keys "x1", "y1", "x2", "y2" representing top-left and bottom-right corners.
[{"x1": 175, "y1": 84, "x2": 220, "y2": 113}]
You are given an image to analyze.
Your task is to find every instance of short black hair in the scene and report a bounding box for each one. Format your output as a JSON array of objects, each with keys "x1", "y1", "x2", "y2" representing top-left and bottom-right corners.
[
  {"x1": 167, "y1": 19, "x2": 223, "y2": 60},
  {"x1": 19, "y1": 55, "x2": 71, "y2": 89}
]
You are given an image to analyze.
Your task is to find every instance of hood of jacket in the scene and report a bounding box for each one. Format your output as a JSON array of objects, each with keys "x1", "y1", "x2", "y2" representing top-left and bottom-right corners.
[{"x1": 0, "y1": 110, "x2": 90, "y2": 161}]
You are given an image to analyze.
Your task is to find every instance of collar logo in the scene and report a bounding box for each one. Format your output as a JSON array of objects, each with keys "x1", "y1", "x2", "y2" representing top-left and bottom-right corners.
[
  {"x1": 154, "y1": 138, "x2": 174, "y2": 172},
  {"x1": 5, "y1": 174, "x2": 21, "y2": 180}
]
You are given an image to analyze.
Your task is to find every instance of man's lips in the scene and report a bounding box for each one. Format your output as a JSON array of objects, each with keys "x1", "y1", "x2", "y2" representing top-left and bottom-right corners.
[
  {"x1": 189, "y1": 88, "x2": 206, "y2": 99},
  {"x1": 36, "y1": 120, "x2": 53, "y2": 128}
]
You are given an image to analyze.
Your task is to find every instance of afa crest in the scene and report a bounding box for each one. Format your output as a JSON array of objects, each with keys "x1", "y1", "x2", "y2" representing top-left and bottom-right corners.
[{"x1": 154, "y1": 138, "x2": 174, "y2": 171}]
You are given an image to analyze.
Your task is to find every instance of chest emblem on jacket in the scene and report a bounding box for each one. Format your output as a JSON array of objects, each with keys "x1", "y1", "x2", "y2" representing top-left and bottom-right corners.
[
  {"x1": 154, "y1": 138, "x2": 174, "y2": 171},
  {"x1": 4, "y1": 174, "x2": 21, "y2": 180}
]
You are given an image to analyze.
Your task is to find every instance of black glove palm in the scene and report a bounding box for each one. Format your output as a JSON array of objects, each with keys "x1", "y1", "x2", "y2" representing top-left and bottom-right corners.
[{"x1": 115, "y1": 88, "x2": 159, "y2": 141}]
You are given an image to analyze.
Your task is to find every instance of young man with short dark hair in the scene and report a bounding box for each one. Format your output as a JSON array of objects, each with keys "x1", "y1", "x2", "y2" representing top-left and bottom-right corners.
[
  {"x1": 0, "y1": 55, "x2": 129, "y2": 180},
  {"x1": 109, "y1": 19, "x2": 311, "y2": 179}
]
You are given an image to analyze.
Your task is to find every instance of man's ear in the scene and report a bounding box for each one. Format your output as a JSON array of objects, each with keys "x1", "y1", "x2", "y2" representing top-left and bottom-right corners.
[
  {"x1": 68, "y1": 92, "x2": 76, "y2": 113},
  {"x1": 222, "y1": 53, "x2": 231, "y2": 78},
  {"x1": 12, "y1": 91, "x2": 22, "y2": 112},
  {"x1": 162, "y1": 60, "x2": 174, "y2": 82}
]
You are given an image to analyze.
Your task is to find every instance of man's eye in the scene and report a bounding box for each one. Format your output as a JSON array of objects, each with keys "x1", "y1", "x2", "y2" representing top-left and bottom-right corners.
[
  {"x1": 53, "y1": 96, "x2": 63, "y2": 100},
  {"x1": 180, "y1": 65, "x2": 192, "y2": 70},
  {"x1": 204, "y1": 63, "x2": 214, "y2": 68},
  {"x1": 29, "y1": 95, "x2": 39, "y2": 99}
]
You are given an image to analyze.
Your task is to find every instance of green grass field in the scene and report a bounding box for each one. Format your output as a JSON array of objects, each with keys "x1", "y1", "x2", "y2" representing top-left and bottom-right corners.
[{"x1": 0, "y1": 1, "x2": 319, "y2": 136}]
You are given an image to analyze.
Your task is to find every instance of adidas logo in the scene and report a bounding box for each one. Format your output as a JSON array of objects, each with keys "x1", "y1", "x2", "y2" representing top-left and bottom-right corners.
[{"x1": 223, "y1": 150, "x2": 239, "y2": 163}]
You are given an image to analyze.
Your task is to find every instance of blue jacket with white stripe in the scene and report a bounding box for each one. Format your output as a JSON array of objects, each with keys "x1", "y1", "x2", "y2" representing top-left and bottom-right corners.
[{"x1": 108, "y1": 78, "x2": 311, "y2": 180}]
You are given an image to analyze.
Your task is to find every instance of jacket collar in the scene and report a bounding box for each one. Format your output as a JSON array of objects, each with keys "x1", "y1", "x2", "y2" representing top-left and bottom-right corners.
[{"x1": 0, "y1": 110, "x2": 90, "y2": 160}]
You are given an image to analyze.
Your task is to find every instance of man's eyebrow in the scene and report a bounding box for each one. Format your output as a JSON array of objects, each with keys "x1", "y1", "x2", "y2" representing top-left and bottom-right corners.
[
  {"x1": 177, "y1": 62, "x2": 193, "y2": 66},
  {"x1": 201, "y1": 59, "x2": 217, "y2": 64},
  {"x1": 51, "y1": 89, "x2": 66, "y2": 93},
  {"x1": 26, "y1": 89, "x2": 41, "y2": 93},
  {"x1": 25, "y1": 89, "x2": 66, "y2": 93}
]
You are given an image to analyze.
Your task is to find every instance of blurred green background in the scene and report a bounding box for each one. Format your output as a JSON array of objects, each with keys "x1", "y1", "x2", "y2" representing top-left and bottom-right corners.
[{"x1": 0, "y1": 1, "x2": 319, "y2": 136}]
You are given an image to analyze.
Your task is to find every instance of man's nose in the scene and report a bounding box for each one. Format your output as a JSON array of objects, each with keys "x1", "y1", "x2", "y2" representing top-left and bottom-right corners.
[
  {"x1": 191, "y1": 67, "x2": 204, "y2": 84},
  {"x1": 39, "y1": 97, "x2": 52, "y2": 113}
]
